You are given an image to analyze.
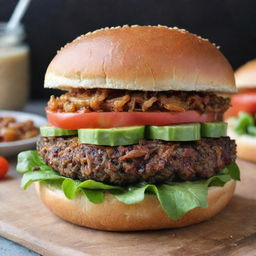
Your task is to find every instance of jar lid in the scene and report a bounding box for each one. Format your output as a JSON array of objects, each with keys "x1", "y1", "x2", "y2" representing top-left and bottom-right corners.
[{"x1": 0, "y1": 22, "x2": 25, "y2": 47}]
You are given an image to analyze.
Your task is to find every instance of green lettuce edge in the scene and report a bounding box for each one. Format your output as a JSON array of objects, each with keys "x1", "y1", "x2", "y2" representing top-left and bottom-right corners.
[
  {"x1": 228, "y1": 112, "x2": 256, "y2": 136},
  {"x1": 16, "y1": 150, "x2": 240, "y2": 220}
]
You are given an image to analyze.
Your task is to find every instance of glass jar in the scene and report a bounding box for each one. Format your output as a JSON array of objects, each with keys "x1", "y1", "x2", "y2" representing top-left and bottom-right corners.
[{"x1": 0, "y1": 22, "x2": 30, "y2": 110}]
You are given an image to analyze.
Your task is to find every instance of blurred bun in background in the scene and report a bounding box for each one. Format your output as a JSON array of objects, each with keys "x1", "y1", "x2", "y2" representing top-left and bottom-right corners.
[
  {"x1": 235, "y1": 59, "x2": 256, "y2": 90},
  {"x1": 226, "y1": 59, "x2": 256, "y2": 162}
]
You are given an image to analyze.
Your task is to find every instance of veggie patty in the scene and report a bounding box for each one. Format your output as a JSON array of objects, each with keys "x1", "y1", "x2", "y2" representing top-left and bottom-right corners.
[{"x1": 37, "y1": 136, "x2": 236, "y2": 185}]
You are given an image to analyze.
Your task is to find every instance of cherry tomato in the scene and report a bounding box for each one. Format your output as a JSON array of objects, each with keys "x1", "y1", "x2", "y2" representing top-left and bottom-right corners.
[
  {"x1": 0, "y1": 156, "x2": 9, "y2": 179},
  {"x1": 46, "y1": 108, "x2": 220, "y2": 129}
]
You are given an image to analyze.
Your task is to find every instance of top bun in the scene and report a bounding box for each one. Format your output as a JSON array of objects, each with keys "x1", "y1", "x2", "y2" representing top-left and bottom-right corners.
[
  {"x1": 45, "y1": 25, "x2": 236, "y2": 93},
  {"x1": 235, "y1": 59, "x2": 256, "y2": 90}
]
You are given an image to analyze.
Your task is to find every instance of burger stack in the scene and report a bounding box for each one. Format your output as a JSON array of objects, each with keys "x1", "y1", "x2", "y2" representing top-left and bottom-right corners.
[{"x1": 17, "y1": 25, "x2": 240, "y2": 231}]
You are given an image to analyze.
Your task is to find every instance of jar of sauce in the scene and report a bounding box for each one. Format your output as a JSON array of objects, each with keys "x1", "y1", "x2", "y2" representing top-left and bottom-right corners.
[{"x1": 0, "y1": 22, "x2": 29, "y2": 110}]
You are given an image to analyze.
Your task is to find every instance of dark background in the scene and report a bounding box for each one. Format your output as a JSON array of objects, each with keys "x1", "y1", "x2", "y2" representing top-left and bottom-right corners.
[{"x1": 1, "y1": 0, "x2": 256, "y2": 99}]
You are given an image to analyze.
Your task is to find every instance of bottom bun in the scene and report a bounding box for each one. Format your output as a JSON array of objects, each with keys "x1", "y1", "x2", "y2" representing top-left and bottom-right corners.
[
  {"x1": 35, "y1": 180, "x2": 236, "y2": 231},
  {"x1": 228, "y1": 128, "x2": 256, "y2": 162}
]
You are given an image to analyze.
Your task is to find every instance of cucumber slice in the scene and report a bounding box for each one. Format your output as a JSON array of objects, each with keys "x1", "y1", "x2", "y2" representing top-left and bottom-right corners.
[
  {"x1": 40, "y1": 126, "x2": 77, "y2": 137},
  {"x1": 78, "y1": 126, "x2": 145, "y2": 146},
  {"x1": 147, "y1": 124, "x2": 200, "y2": 141},
  {"x1": 201, "y1": 122, "x2": 227, "y2": 138}
]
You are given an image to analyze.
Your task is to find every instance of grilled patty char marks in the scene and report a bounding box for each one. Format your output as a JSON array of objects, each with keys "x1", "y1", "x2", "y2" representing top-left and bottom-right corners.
[
  {"x1": 48, "y1": 89, "x2": 230, "y2": 114},
  {"x1": 37, "y1": 137, "x2": 236, "y2": 185}
]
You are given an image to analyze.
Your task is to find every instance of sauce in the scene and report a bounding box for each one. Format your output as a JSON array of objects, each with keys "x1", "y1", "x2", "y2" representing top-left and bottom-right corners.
[{"x1": 0, "y1": 46, "x2": 29, "y2": 109}]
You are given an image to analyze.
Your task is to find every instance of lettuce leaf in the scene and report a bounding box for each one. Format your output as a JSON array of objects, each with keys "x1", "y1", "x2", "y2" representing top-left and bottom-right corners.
[
  {"x1": 21, "y1": 170, "x2": 63, "y2": 189},
  {"x1": 17, "y1": 150, "x2": 54, "y2": 173},
  {"x1": 16, "y1": 150, "x2": 240, "y2": 220},
  {"x1": 61, "y1": 178, "x2": 122, "y2": 202}
]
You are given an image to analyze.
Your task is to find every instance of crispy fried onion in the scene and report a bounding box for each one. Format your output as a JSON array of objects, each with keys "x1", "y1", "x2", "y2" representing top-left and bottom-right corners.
[{"x1": 48, "y1": 89, "x2": 230, "y2": 113}]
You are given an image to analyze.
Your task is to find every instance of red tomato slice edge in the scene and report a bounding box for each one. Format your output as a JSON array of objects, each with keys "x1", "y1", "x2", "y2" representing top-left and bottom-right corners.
[
  {"x1": 225, "y1": 91, "x2": 256, "y2": 119},
  {"x1": 46, "y1": 109, "x2": 220, "y2": 129}
]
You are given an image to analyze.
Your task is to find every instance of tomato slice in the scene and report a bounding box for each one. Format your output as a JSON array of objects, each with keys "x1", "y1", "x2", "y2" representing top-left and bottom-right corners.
[
  {"x1": 225, "y1": 90, "x2": 256, "y2": 119},
  {"x1": 46, "y1": 109, "x2": 220, "y2": 129}
]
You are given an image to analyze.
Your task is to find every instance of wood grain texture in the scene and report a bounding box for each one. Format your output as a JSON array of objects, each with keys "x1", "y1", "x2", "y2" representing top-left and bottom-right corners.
[{"x1": 0, "y1": 158, "x2": 255, "y2": 256}]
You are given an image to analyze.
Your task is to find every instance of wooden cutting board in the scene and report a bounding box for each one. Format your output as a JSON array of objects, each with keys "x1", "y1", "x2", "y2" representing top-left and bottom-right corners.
[{"x1": 0, "y1": 158, "x2": 256, "y2": 256}]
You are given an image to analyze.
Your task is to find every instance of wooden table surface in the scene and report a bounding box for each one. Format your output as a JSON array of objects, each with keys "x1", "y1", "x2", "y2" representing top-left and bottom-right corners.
[
  {"x1": 0, "y1": 102, "x2": 45, "y2": 256},
  {"x1": 0, "y1": 157, "x2": 256, "y2": 256}
]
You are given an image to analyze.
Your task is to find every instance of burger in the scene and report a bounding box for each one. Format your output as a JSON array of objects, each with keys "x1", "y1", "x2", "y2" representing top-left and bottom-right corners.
[
  {"x1": 225, "y1": 59, "x2": 256, "y2": 162},
  {"x1": 17, "y1": 25, "x2": 240, "y2": 231}
]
